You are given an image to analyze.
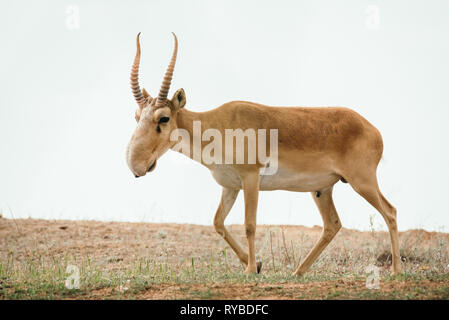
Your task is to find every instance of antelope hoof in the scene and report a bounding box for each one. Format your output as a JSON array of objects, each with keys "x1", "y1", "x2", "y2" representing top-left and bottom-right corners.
[
  {"x1": 244, "y1": 265, "x2": 258, "y2": 275},
  {"x1": 391, "y1": 266, "x2": 402, "y2": 276},
  {"x1": 292, "y1": 270, "x2": 305, "y2": 277},
  {"x1": 257, "y1": 261, "x2": 263, "y2": 274}
]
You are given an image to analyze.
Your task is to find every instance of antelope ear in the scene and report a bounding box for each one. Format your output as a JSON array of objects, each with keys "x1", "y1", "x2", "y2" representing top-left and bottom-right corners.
[
  {"x1": 142, "y1": 88, "x2": 151, "y2": 99},
  {"x1": 171, "y1": 88, "x2": 186, "y2": 110}
]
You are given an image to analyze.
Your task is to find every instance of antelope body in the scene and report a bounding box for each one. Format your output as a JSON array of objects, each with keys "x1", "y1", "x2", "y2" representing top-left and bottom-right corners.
[{"x1": 126, "y1": 33, "x2": 401, "y2": 276}]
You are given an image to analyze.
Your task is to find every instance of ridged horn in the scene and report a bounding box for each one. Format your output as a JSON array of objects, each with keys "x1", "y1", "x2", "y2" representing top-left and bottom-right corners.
[
  {"x1": 155, "y1": 32, "x2": 178, "y2": 107},
  {"x1": 130, "y1": 32, "x2": 148, "y2": 108}
]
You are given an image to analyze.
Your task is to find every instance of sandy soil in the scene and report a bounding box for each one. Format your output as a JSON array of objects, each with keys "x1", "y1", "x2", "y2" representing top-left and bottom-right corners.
[{"x1": 1, "y1": 218, "x2": 448, "y2": 299}]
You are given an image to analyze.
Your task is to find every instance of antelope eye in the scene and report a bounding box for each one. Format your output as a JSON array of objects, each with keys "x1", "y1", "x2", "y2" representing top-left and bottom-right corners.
[{"x1": 159, "y1": 116, "x2": 170, "y2": 124}]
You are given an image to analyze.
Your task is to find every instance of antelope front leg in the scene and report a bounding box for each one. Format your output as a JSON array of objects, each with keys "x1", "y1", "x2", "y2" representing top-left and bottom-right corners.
[
  {"x1": 241, "y1": 171, "x2": 260, "y2": 274},
  {"x1": 214, "y1": 187, "x2": 249, "y2": 265}
]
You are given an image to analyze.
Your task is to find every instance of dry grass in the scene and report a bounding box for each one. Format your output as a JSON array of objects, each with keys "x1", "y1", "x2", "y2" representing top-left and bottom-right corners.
[{"x1": 0, "y1": 218, "x2": 448, "y2": 299}]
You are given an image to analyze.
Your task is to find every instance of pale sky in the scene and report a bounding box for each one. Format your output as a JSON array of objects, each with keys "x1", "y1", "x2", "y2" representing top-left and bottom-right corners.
[{"x1": 1, "y1": 0, "x2": 448, "y2": 231}]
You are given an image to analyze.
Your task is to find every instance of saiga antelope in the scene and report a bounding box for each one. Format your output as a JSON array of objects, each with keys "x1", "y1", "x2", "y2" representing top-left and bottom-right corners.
[{"x1": 126, "y1": 33, "x2": 401, "y2": 276}]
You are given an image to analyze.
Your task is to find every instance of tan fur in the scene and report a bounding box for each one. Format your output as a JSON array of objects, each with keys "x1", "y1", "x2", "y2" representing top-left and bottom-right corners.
[{"x1": 126, "y1": 34, "x2": 401, "y2": 276}]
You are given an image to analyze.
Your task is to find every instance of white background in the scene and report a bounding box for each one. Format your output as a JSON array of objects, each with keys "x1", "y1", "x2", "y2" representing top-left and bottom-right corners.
[{"x1": 1, "y1": 0, "x2": 448, "y2": 231}]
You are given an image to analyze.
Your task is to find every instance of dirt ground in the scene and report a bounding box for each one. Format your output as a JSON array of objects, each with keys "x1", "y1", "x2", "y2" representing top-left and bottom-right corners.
[{"x1": 1, "y1": 218, "x2": 448, "y2": 299}]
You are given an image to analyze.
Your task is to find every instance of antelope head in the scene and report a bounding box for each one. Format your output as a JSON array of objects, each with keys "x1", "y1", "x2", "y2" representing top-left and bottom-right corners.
[{"x1": 126, "y1": 33, "x2": 187, "y2": 178}]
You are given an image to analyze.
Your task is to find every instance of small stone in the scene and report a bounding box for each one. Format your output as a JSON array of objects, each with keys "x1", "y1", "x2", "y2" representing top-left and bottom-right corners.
[
  {"x1": 158, "y1": 230, "x2": 167, "y2": 239},
  {"x1": 119, "y1": 279, "x2": 131, "y2": 292},
  {"x1": 107, "y1": 256, "x2": 123, "y2": 263}
]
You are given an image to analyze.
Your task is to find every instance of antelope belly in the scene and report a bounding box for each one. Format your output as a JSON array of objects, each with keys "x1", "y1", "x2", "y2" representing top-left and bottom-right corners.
[{"x1": 210, "y1": 165, "x2": 339, "y2": 192}]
